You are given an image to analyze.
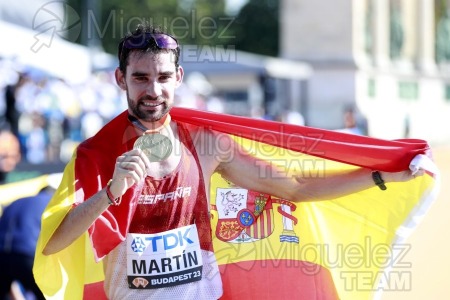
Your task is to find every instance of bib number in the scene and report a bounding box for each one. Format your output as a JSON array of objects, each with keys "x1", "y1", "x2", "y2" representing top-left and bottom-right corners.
[{"x1": 126, "y1": 224, "x2": 203, "y2": 289}]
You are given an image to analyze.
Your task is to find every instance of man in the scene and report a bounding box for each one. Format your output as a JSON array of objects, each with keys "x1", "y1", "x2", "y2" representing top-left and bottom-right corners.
[
  {"x1": 42, "y1": 24, "x2": 418, "y2": 299},
  {"x1": 0, "y1": 129, "x2": 21, "y2": 184},
  {"x1": 0, "y1": 189, "x2": 50, "y2": 300},
  {"x1": 336, "y1": 106, "x2": 368, "y2": 135},
  {"x1": 0, "y1": 174, "x2": 62, "y2": 300}
]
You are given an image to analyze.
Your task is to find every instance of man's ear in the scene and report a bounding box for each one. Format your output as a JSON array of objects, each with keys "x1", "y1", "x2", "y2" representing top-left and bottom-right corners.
[
  {"x1": 175, "y1": 66, "x2": 184, "y2": 88},
  {"x1": 115, "y1": 67, "x2": 127, "y2": 90}
]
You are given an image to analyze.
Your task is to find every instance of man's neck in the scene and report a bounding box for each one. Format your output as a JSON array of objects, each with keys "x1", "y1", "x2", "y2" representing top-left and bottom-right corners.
[{"x1": 128, "y1": 113, "x2": 172, "y2": 134}]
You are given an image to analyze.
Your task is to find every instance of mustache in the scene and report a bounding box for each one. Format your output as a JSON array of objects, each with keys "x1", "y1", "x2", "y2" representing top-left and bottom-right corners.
[{"x1": 138, "y1": 95, "x2": 166, "y2": 102}]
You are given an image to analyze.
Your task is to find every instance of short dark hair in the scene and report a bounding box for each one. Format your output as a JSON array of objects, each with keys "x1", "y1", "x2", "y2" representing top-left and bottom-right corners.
[{"x1": 118, "y1": 23, "x2": 180, "y2": 73}]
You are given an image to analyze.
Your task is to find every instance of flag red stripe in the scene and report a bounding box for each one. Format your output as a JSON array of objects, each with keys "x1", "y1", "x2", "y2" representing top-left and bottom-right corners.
[
  {"x1": 219, "y1": 260, "x2": 339, "y2": 299},
  {"x1": 171, "y1": 107, "x2": 429, "y2": 172},
  {"x1": 259, "y1": 211, "x2": 267, "y2": 239},
  {"x1": 83, "y1": 282, "x2": 107, "y2": 300}
]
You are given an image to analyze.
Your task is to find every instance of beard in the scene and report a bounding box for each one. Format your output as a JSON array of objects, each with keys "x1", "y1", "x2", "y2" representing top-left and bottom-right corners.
[{"x1": 127, "y1": 92, "x2": 172, "y2": 122}]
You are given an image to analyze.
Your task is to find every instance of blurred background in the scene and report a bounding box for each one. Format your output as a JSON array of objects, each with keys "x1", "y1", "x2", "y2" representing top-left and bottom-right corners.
[{"x1": 0, "y1": 0, "x2": 449, "y2": 299}]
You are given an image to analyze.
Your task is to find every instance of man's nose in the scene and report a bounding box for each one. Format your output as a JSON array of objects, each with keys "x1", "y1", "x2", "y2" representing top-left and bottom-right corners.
[{"x1": 146, "y1": 81, "x2": 162, "y2": 97}]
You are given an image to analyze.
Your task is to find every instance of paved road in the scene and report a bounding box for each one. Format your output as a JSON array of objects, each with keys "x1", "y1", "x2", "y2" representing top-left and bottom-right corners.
[{"x1": 382, "y1": 144, "x2": 450, "y2": 299}]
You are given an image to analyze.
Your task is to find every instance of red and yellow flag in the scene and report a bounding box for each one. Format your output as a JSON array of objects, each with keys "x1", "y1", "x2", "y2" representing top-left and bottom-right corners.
[{"x1": 33, "y1": 108, "x2": 439, "y2": 300}]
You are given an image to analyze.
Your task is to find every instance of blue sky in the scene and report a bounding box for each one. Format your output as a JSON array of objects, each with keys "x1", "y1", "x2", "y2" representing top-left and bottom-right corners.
[{"x1": 226, "y1": 0, "x2": 248, "y2": 15}]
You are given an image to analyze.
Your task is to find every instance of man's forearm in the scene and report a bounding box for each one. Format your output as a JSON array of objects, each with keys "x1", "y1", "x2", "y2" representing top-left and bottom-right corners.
[
  {"x1": 42, "y1": 188, "x2": 111, "y2": 255},
  {"x1": 291, "y1": 168, "x2": 411, "y2": 202}
]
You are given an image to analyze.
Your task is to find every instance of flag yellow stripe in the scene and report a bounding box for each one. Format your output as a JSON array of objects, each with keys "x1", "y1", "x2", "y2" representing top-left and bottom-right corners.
[{"x1": 33, "y1": 155, "x2": 104, "y2": 299}]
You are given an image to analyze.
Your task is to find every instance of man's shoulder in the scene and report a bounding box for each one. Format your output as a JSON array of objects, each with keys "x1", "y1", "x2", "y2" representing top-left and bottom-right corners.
[
  {"x1": 183, "y1": 124, "x2": 235, "y2": 167},
  {"x1": 183, "y1": 124, "x2": 226, "y2": 145}
]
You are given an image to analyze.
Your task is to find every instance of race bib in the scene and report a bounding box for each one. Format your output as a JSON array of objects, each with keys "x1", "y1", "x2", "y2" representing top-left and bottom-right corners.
[{"x1": 126, "y1": 224, "x2": 203, "y2": 289}]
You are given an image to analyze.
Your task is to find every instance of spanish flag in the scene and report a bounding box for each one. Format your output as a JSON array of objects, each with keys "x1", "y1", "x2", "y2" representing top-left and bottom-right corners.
[{"x1": 33, "y1": 107, "x2": 439, "y2": 300}]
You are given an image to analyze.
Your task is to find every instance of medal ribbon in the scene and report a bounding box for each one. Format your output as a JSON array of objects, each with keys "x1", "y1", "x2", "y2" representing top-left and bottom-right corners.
[{"x1": 128, "y1": 114, "x2": 172, "y2": 134}]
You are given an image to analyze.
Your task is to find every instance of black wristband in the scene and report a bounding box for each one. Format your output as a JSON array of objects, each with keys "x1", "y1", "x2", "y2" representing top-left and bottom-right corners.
[{"x1": 372, "y1": 171, "x2": 387, "y2": 191}]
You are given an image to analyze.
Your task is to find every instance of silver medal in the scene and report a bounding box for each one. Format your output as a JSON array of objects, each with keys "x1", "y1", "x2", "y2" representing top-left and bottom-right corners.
[{"x1": 133, "y1": 133, "x2": 173, "y2": 162}]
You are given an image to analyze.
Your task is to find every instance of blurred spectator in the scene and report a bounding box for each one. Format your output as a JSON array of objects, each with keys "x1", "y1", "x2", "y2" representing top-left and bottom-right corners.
[
  {"x1": 278, "y1": 110, "x2": 305, "y2": 126},
  {"x1": 81, "y1": 111, "x2": 103, "y2": 139},
  {"x1": 0, "y1": 57, "x2": 230, "y2": 166},
  {"x1": 0, "y1": 129, "x2": 21, "y2": 184},
  {"x1": 251, "y1": 106, "x2": 273, "y2": 120},
  {"x1": 24, "y1": 113, "x2": 47, "y2": 164},
  {"x1": 404, "y1": 114, "x2": 411, "y2": 138},
  {"x1": 3, "y1": 73, "x2": 27, "y2": 136},
  {"x1": 174, "y1": 83, "x2": 206, "y2": 109},
  {"x1": 336, "y1": 106, "x2": 368, "y2": 135},
  {"x1": 206, "y1": 96, "x2": 225, "y2": 113},
  {"x1": 0, "y1": 173, "x2": 62, "y2": 300}
]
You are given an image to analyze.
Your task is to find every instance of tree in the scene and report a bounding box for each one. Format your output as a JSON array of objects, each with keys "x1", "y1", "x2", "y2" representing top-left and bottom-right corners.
[
  {"x1": 230, "y1": 0, "x2": 279, "y2": 56},
  {"x1": 66, "y1": 0, "x2": 230, "y2": 54}
]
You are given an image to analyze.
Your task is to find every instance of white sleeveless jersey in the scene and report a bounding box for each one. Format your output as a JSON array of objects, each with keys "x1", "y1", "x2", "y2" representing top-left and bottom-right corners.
[{"x1": 103, "y1": 241, "x2": 223, "y2": 299}]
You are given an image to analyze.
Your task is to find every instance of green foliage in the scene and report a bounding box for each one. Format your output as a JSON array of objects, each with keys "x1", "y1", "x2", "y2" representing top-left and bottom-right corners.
[
  {"x1": 230, "y1": 0, "x2": 279, "y2": 56},
  {"x1": 65, "y1": 0, "x2": 279, "y2": 57},
  {"x1": 389, "y1": 6, "x2": 404, "y2": 59},
  {"x1": 435, "y1": 1, "x2": 450, "y2": 62}
]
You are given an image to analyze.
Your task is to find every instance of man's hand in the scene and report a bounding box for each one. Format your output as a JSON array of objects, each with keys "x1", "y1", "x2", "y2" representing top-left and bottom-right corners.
[
  {"x1": 383, "y1": 169, "x2": 425, "y2": 183},
  {"x1": 108, "y1": 149, "x2": 151, "y2": 198}
]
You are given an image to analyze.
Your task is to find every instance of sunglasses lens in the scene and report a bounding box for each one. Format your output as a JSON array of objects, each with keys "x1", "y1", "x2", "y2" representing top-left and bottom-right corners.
[
  {"x1": 123, "y1": 33, "x2": 178, "y2": 50},
  {"x1": 152, "y1": 34, "x2": 178, "y2": 49}
]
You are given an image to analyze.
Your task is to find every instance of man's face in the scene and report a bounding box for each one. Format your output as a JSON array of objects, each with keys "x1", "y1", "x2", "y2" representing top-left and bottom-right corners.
[
  {"x1": 116, "y1": 50, "x2": 183, "y2": 122},
  {"x1": 0, "y1": 131, "x2": 21, "y2": 172}
]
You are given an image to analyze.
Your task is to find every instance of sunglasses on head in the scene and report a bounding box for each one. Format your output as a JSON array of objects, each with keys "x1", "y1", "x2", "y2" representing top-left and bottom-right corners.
[{"x1": 121, "y1": 32, "x2": 178, "y2": 54}]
